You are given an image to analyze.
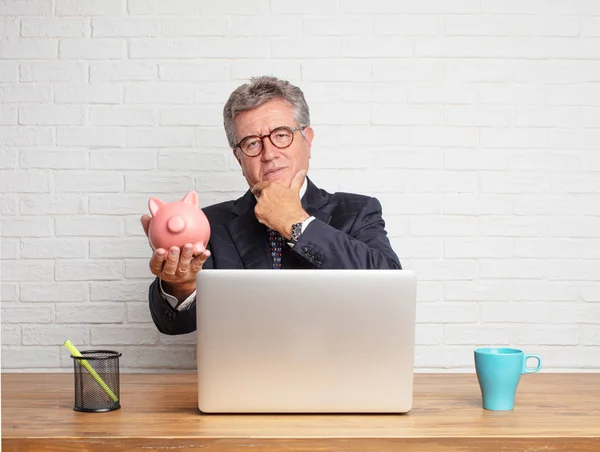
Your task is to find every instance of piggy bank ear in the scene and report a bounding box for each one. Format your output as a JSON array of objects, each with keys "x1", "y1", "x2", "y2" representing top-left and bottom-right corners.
[
  {"x1": 148, "y1": 197, "x2": 165, "y2": 216},
  {"x1": 182, "y1": 191, "x2": 199, "y2": 206}
]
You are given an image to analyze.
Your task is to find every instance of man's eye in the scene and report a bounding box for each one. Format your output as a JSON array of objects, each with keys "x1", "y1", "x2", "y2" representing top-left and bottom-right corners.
[{"x1": 247, "y1": 140, "x2": 260, "y2": 148}]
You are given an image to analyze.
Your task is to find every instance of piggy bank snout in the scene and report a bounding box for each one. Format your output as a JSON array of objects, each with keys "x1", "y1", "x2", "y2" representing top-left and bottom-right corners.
[{"x1": 166, "y1": 215, "x2": 186, "y2": 234}]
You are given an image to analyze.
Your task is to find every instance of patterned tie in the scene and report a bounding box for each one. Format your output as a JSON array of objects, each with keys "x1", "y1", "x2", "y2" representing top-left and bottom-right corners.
[{"x1": 267, "y1": 228, "x2": 283, "y2": 269}]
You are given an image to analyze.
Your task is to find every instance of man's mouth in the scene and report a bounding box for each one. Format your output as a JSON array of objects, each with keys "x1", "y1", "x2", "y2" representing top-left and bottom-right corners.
[{"x1": 263, "y1": 167, "x2": 286, "y2": 178}]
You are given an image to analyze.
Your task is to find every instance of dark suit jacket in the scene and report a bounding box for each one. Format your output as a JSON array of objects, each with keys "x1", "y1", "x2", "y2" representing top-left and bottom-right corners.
[{"x1": 149, "y1": 178, "x2": 401, "y2": 335}]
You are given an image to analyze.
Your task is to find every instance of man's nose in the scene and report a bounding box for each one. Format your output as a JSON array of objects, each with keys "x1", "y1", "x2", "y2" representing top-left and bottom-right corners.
[{"x1": 261, "y1": 137, "x2": 279, "y2": 160}]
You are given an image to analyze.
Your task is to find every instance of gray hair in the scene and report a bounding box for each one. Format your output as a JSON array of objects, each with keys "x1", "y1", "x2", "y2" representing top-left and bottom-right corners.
[{"x1": 223, "y1": 76, "x2": 311, "y2": 149}]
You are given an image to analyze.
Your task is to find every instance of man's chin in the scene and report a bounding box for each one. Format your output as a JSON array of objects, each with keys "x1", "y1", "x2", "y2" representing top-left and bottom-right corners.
[{"x1": 263, "y1": 170, "x2": 290, "y2": 185}]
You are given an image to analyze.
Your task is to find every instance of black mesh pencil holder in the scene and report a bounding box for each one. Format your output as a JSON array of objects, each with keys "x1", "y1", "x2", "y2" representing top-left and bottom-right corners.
[{"x1": 70, "y1": 350, "x2": 122, "y2": 412}]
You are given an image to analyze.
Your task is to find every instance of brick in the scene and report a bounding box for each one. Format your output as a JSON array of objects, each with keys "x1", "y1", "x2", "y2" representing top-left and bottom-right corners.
[
  {"x1": 444, "y1": 105, "x2": 511, "y2": 127},
  {"x1": 126, "y1": 216, "x2": 150, "y2": 236},
  {"x1": 130, "y1": 38, "x2": 268, "y2": 59},
  {"x1": 444, "y1": 280, "x2": 511, "y2": 302},
  {"x1": 91, "y1": 326, "x2": 158, "y2": 345},
  {"x1": 125, "y1": 174, "x2": 194, "y2": 194},
  {"x1": 512, "y1": 281, "x2": 580, "y2": 302},
  {"x1": 20, "y1": 61, "x2": 87, "y2": 82},
  {"x1": 515, "y1": 107, "x2": 600, "y2": 128},
  {"x1": 405, "y1": 170, "x2": 478, "y2": 193},
  {"x1": 2, "y1": 347, "x2": 59, "y2": 368},
  {"x1": 56, "y1": 216, "x2": 122, "y2": 237},
  {"x1": 582, "y1": 18, "x2": 600, "y2": 37},
  {"x1": 272, "y1": 37, "x2": 339, "y2": 59},
  {"x1": 0, "y1": 105, "x2": 18, "y2": 122},
  {"x1": 57, "y1": 127, "x2": 126, "y2": 147},
  {"x1": 445, "y1": 325, "x2": 512, "y2": 345},
  {"x1": 581, "y1": 326, "x2": 600, "y2": 346},
  {"x1": 159, "y1": 61, "x2": 229, "y2": 82},
  {"x1": 20, "y1": 150, "x2": 87, "y2": 170},
  {"x1": 414, "y1": 345, "x2": 473, "y2": 369},
  {"x1": 157, "y1": 150, "x2": 227, "y2": 173},
  {"x1": 19, "y1": 105, "x2": 84, "y2": 125},
  {"x1": 23, "y1": 325, "x2": 89, "y2": 345},
  {"x1": 408, "y1": 82, "x2": 476, "y2": 104},
  {"x1": 20, "y1": 193, "x2": 86, "y2": 215},
  {"x1": 195, "y1": 82, "x2": 238, "y2": 104},
  {"x1": 5, "y1": 304, "x2": 56, "y2": 323},
  {"x1": 546, "y1": 261, "x2": 599, "y2": 281},
  {"x1": 445, "y1": 150, "x2": 509, "y2": 171},
  {"x1": 481, "y1": 302, "x2": 550, "y2": 323},
  {"x1": 56, "y1": 303, "x2": 126, "y2": 324},
  {"x1": 21, "y1": 282, "x2": 88, "y2": 302},
  {"x1": 59, "y1": 38, "x2": 126, "y2": 59},
  {"x1": 56, "y1": 0, "x2": 124, "y2": 16},
  {"x1": 90, "y1": 149, "x2": 157, "y2": 170},
  {"x1": 445, "y1": 238, "x2": 513, "y2": 258},
  {"x1": 376, "y1": 16, "x2": 442, "y2": 35},
  {"x1": 1, "y1": 237, "x2": 18, "y2": 259},
  {"x1": 548, "y1": 303, "x2": 600, "y2": 324},
  {"x1": 125, "y1": 259, "x2": 152, "y2": 279},
  {"x1": 340, "y1": 0, "x2": 408, "y2": 14},
  {"x1": 1, "y1": 260, "x2": 53, "y2": 281},
  {"x1": 21, "y1": 238, "x2": 87, "y2": 260},
  {"x1": 390, "y1": 238, "x2": 443, "y2": 259},
  {"x1": 90, "y1": 106, "x2": 156, "y2": 126},
  {"x1": 372, "y1": 104, "x2": 440, "y2": 126},
  {"x1": 546, "y1": 130, "x2": 600, "y2": 150},
  {"x1": 90, "y1": 61, "x2": 157, "y2": 82},
  {"x1": 124, "y1": 83, "x2": 195, "y2": 104},
  {"x1": 514, "y1": 326, "x2": 579, "y2": 346},
  {"x1": 55, "y1": 171, "x2": 122, "y2": 193},
  {"x1": 89, "y1": 195, "x2": 150, "y2": 215},
  {"x1": 342, "y1": 37, "x2": 411, "y2": 58},
  {"x1": 2, "y1": 326, "x2": 20, "y2": 345},
  {"x1": 161, "y1": 17, "x2": 229, "y2": 37},
  {"x1": 415, "y1": 324, "x2": 443, "y2": 345},
  {"x1": 92, "y1": 18, "x2": 159, "y2": 37},
  {"x1": 582, "y1": 284, "x2": 600, "y2": 302},
  {"x1": 481, "y1": 172, "x2": 549, "y2": 194},
  {"x1": 195, "y1": 171, "x2": 249, "y2": 193},
  {"x1": 55, "y1": 259, "x2": 123, "y2": 281},
  {"x1": 55, "y1": 84, "x2": 122, "y2": 104},
  {"x1": 21, "y1": 18, "x2": 86, "y2": 37},
  {"x1": 160, "y1": 106, "x2": 221, "y2": 126},
  {"x1": 90, "y1": 280, "x2": 153, "y2": 302},
  {"x1": 126, "y1": 127, "x2": 195, "y2": 147},
  {"x1": 90, "y1": 238, "x2": 148, "y2": 259},
  {"x1": 0, "y1": 62, "x2": 18, "y2": 81},
  {"x1": 373, "y1": 194, "x2": 441, "y2": 215},
  {"x1": 0, "y1": 18, "x2": 18, "y2": 37},
  {"x1": 514, "y1": 239, "x2": 581, "y2": 259},
  {"x1": 127, "y1": 0, "x2": 200, "y2": 15},
  {"x1": 0, "y1": 39, "x2": 56, "y2": 59},
  {"x1": 480, "y1": 128, "x2": 547, "y2": 148},
  {"x1": 311, "y1": 102, "x2": 371, "y2": 125},
  {"x1": 126, "y1": 302, "x2": 153, "y2": 323},
  {"x1": 0, "y1": 146, "x2": 17, "y2": 167},
  {"x1": 1, "y1": 194, "x2": 17, "y2": 215},
  {"x1": 1, "y1": 217, "x2": 53, "y2": 237},
  {"x1": 411, "y1": 127, "x2": 479, "y2": 147},
  {"x1": 1, "y1": 283, "x2": 18, "y2": 302},
  {"x1": 511, "y1": 151, "x2": 579, "y2": 173},
  {"x1": 404, "y1": 258, "x2": 478, "y2": 281},
  {"x1": 0, "y1": 84, "x2": 50, "y2": 102},
  {"x1": 0, "y1": 0, "x2": 52, "y2": 15},
  {"x1": 479, "y1": 216, "x2": 546, "y2": 237},
  {"x1": 0, "y1": 126, "x2": 53, "y2": 146},
  {"x1": 372, "y1": 60, "x2": 441, "y2": 82},
  {"x1": 480, "y1": 259, "x2": 547, "y2": 279}
]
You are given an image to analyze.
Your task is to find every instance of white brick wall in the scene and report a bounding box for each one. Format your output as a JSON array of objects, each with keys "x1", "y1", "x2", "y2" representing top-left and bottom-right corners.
[{"x1": 1, "y1": 0, "x2": 599, "y2": 372}]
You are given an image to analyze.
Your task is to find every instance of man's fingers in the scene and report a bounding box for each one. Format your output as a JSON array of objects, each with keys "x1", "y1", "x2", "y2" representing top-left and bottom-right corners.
[
  {"x1": 162, "y1": 246, "x2": 180, "y2": 276},
  {"x1": 149, "y1": 248, "x2": 166, "y2": 275},
  {"x1": 140, "y1": 215, "x2": 151, "y2": 237},
  {"x1": 190, "y1": 250, "x2": 211, "y2": 273},
  {"x1": 251, "y1": 181, "x2": 270, "y2": 197},
  {"x1": 177, "y1": 244, "x2": 193, "y2": 274},
  {"x1": 290, "y1": 169, "x2": 306, "y2": 192}
]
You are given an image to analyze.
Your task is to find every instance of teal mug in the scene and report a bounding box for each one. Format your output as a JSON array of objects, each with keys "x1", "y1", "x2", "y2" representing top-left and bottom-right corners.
[{"x1": 474, "y1": 347, "x2": 542, "y2": 411}]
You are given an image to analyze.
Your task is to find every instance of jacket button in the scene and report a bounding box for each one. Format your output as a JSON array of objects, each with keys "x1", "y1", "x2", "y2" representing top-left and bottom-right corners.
[
  {"x1": 301, "y1": 246, "x2": 308, "y2": 254},
  {"x1": 164, "y1": 310, "x2": 172, "y2": 320}
]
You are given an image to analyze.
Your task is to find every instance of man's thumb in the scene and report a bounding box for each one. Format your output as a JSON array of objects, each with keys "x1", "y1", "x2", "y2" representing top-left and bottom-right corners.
[{"x1": 291, "y1": 170, "x2": 306, "y2": 192}]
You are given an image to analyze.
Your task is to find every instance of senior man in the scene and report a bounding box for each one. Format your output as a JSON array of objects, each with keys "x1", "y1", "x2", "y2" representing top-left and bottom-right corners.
[{"x1": 142, "y1": 76, "x2": 401, "y2": 335}]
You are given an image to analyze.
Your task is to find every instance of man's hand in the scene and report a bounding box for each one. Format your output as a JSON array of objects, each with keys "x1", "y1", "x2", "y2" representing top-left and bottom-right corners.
[
  {"x1": 141, "y1": 214, "x2": 211, "y2": 301},
  {"x1": 251, "y1": 170, "x2": 310, "y2": 239}
]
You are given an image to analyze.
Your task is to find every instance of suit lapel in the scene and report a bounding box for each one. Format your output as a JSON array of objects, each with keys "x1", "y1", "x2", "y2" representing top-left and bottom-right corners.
[
  {"x1": 302, "y1": 177, "x2": 332, "y2": 225},
  {"x1": 227, "y1": 190, "x2": 272, "y2": 269}
]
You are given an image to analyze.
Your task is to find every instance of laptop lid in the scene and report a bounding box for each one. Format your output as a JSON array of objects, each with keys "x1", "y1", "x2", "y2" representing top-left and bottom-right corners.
[{"x1": 196, "y1": 269, "x2": 417, "y2": 413}]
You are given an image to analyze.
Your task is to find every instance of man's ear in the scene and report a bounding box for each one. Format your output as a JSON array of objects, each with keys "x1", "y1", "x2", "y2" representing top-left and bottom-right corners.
[
  {"x1": 304, "y1": 126, "x2": 315, "y2": 158},
  {"x1": 232, "y1": 148, "x2": 246, "y2": 177}
]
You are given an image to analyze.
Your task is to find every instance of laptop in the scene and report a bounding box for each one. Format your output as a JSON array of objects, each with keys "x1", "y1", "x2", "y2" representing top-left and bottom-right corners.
[{"x1": 196, "y1": 269, "x2": 417, "y2": 413}]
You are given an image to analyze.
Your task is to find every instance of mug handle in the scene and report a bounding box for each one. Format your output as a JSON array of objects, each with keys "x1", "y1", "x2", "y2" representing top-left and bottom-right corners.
[{"x1": 522, "y1": 354, "x2": 542, "y2": 374}]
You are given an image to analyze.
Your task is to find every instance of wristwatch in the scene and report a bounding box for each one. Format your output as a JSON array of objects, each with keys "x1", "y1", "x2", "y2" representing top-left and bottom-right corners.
[{"x1": 289, "y1": 221, "x2": 304, "y2": 246}]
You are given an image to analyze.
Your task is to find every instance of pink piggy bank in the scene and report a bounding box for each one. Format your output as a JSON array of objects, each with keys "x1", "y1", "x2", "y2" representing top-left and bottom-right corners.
[{"x1": 147, "y1": 191, "x2": 211, "y2": 251}]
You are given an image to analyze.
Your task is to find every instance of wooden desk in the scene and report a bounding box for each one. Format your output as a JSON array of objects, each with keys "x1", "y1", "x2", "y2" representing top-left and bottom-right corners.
[{"x1": 2, "y1": 373, "x2": 599, "y2": 451}]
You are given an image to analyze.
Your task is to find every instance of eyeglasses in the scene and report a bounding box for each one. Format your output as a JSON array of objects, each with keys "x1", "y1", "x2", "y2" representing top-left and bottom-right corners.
[{"x1": 234, "y1": 126, "x2": 306, "y2": 158}]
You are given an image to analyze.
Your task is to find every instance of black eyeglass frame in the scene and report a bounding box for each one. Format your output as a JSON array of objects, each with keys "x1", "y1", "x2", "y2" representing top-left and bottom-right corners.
[{"x1": 234, "y1": 126, "x2": 307, "y2": 157}]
